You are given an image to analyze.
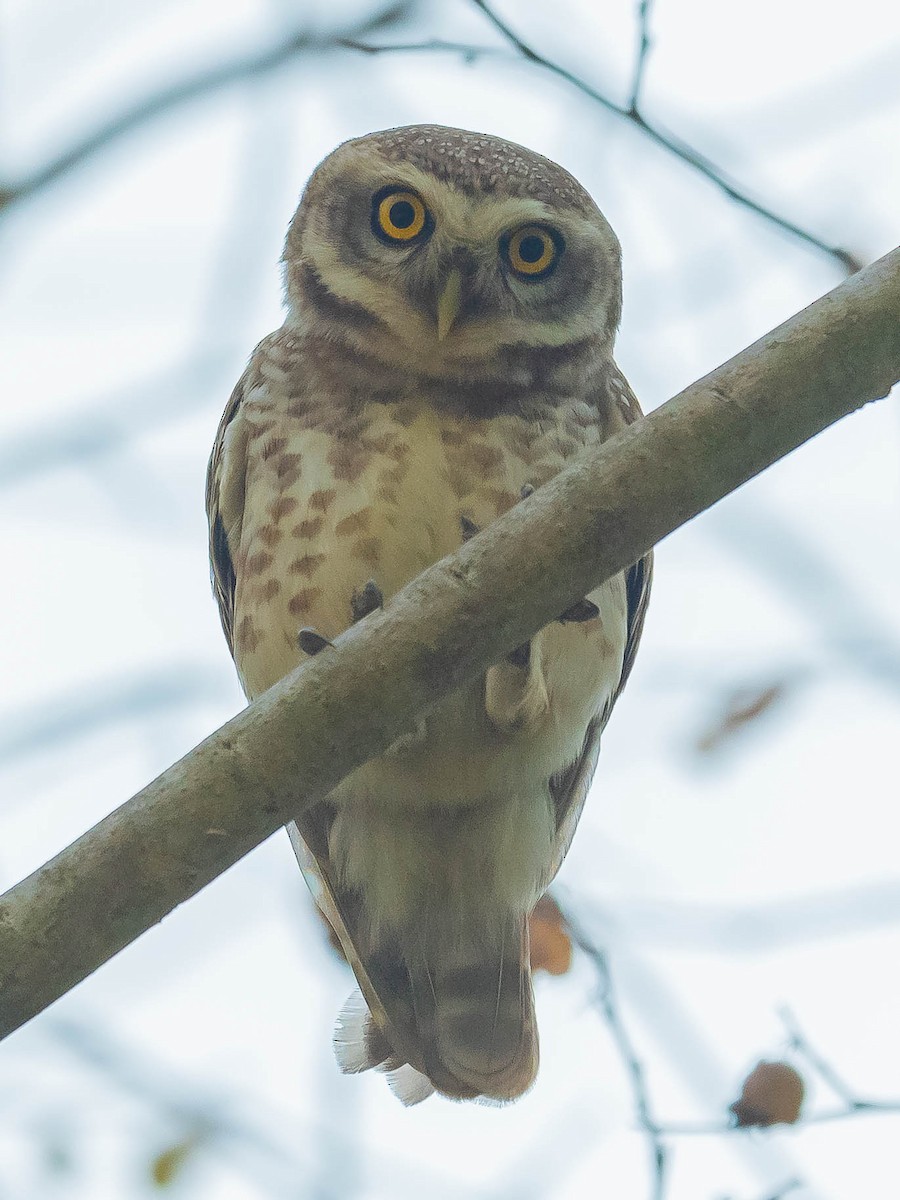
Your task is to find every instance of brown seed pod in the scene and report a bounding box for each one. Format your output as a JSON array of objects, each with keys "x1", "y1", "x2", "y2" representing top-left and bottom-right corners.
[
  {"x1": 529, "y1": 893, "x2": 573, "y2": 976},
  {"x1": 730, "y1": 1060, "x2": 805, "y2": 1127}
]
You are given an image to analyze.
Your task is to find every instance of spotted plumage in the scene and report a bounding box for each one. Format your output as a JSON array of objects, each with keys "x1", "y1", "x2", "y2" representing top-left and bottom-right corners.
[{"x1": 207, "y1": 125, "x2": 651, "y2": 1104}]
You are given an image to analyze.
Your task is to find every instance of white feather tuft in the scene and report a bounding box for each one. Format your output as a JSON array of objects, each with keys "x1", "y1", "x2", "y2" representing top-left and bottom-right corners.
[
  {"x1": 385, "y1": 1064, "x2": 435, "y2": 1106},
  {"x1": 333, "y1": 989, "x2": 391, "y2": 1074}
]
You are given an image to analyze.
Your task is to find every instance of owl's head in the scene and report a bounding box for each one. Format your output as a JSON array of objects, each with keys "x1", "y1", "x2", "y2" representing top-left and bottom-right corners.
[{"x1": 283, "y1": 126, "x2": 622, "y2": 378}]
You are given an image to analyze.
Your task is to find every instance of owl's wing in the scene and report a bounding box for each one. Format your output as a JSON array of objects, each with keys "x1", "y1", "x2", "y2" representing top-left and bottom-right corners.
[
  {"x1": 206, "y1": 363, "x2": 448, "y2": 1097},
  {"x1": 286, "y1": 811, "x2": 448, "y2": 1100},
  {"x1": 206, "y1": 373, "x2": 250, "y2": 657},
  {"x1": 547, "y1": 364, "x2": 654, "y2": 872},
  {"x1": 548, "y1": 552, "x2": 651, "y2": 875}
]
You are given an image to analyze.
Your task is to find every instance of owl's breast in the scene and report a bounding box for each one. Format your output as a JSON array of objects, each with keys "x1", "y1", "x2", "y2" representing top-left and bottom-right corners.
[{"x1": 231, "y1": 394, "x2": 624, "y2": 792}]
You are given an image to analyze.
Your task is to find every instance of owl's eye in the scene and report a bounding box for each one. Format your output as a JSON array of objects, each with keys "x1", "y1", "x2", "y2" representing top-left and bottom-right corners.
[
  {"x1": 503, "y1": 225, "x2": 563, "y2": 279},
  {"x1": 372, "y1": 188, "x2": 431, "y2": 244}
]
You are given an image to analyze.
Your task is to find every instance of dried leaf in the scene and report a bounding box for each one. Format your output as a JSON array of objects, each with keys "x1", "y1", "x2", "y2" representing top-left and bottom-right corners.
[
  {"x1": 529, "y1": 893, "x2": 573, "y2": 976},
  {"x1": 730, "y1": 1060, "x2": 805, "y2": 1127},
  {"x1": 150, "y1": 1135, "x2": 199, "y2": 1188},
  {"x1": 697, "y1": 682, "x2": 787, "y2": 754}
]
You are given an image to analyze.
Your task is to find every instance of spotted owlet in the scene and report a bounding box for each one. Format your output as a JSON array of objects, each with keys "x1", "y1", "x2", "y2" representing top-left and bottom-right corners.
[{"x1": 207, "y1": 125, "x2": 651, "y2": 1105}]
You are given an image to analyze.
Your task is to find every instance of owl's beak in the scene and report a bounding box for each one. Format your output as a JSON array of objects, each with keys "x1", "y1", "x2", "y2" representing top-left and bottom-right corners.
[{"x1": 436, "y1": 268, "x2": 462, "y2": 341}]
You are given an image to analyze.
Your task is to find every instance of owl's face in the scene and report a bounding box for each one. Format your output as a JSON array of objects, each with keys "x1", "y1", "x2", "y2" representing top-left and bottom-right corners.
[{"x1": 283, "y1": 126, "x2": 622, "y2": 374}]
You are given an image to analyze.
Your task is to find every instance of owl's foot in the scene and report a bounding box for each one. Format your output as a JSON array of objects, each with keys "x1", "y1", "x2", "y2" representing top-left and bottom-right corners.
[
  {"x1": 298, "y1": 628, "x2": 333, "y2": 656},
  {"x1": 558, "y1": 598, "x2": 600, "y2": 624},
  {"x1": 351, "y1": 580, "x2": 383, "y2": 623},
  {"x1": 460, "y1": 515, "x2": 479, "y2": 542}
]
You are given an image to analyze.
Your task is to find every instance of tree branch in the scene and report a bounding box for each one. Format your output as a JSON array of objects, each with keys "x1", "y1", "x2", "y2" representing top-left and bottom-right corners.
[{"x1": 0, "y1": 248, "x2": 897, "y2": 1040}]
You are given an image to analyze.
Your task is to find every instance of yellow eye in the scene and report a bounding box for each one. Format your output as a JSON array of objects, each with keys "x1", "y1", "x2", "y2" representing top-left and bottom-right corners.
[
  {"x1": 373, "y1": 189, "x2": 430, "y2": 243},
  {"x1": 505, "y1": 225, "x2": 561, "y2": 278}
]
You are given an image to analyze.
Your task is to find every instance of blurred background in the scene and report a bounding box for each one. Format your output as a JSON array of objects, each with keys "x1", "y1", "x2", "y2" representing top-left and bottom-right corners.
[{"x1": 1, "y1": 1, "x2": 899, "y2": 1197}]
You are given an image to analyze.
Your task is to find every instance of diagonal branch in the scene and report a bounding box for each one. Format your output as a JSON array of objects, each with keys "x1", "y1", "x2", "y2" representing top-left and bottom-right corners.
[{"x1": 0, "y1": 248, "x2": 897, "y2": 1041}]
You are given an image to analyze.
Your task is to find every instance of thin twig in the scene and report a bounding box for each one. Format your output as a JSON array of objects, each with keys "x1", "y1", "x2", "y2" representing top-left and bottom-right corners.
[
  {"x1": 565, "y1": 912, "x2": 667, "y2": 1200},
  {"x1": 2, "y1": 0, "x2": 861, "y2": 276},
  {"x1": 663, "y1": 1097, "x2": 900, "y2": 1137},
  {"x1": 761, "y1": 1182, "x2": 804, "y2": 1200},
  {"x1": 659, "y1": 1007, "x2": 900, "y2": 1137},
  {"x1": 628, "y1": 0, "x2": 655, "y2": 113},
  {"x1": 780, "y1": 1007, "x2": 900, "y2": 1115},
  {"x1": 460, "y1": 0, "x2": 860, "y2": 274},
  {"x1": 0, "y1": 2, "x2": 416, "y2": 216}
]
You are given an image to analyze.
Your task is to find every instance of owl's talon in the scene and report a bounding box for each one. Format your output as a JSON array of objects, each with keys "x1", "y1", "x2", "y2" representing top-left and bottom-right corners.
[
  {"x1": 507, "y1": 642, "x2": 531, "y2": 668},
  {"x1": 559, "y1": 598, "x2": 600, "y2": 624},
  {"x1": 351, "y1": 580, "x2": 384, "y2": 623},
  {"x1": 298, "y1": 628, "x2": 333, "y2": 656},
  {"x1": 460, "y1": 515, "x2": 479, "y2": 542},
  {"x1": 520, "y1": 483, "x2": 535, "y2": 500}
]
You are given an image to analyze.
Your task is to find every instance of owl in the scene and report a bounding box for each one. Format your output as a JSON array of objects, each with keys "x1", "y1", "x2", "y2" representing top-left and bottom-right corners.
[{"x1": 207, "y1": 125, "x2": 651, "y2": 1104}]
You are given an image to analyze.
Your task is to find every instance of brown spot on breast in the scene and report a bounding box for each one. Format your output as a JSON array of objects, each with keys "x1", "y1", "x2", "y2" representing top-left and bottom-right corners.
[
  {"x1": 320, "y1": 411, "x2": 371, "y2": 439},
  {"x1": 485, "y1": 488, "x2": 515, "y2": 514},
  {"x1": 335, "y1": 510, "x2": 370, "y2": 536},
  {"x1": 387, "y1": 442, "x2": 411, "y2": 463},
  {"x1": 289, "y1": 588, "x2": 322, "y2": 615},
  {"x1": 276, "y1": 453, "x2": 302, "y2": 481},
  {"x1": 236, "y1": 614, "x2": 261, "y2": 654},
  {"x1": 287, "y1": 398, "x2": 315, "y2": 423},
  {"x1": 352, "y1": 537, "x2": 382, "y2": 567},
  {"x1": 260, "y1": 435, "x2": 287, "y2": 460},
  {"x1": 446, "y1": 464, "x2": 475, "y2": 499},
  {"x1": 440, "y1": 427, "x2": 465, "y2": 447},
  {"x1": 360, "y1": 431, "x2": 397, "y2": 455},
  {"x1": 292, "y1": 516, "x2": 325, "y2": 539},
  {"x1": 391, "y1": 403, "x2": 417, "y2": 426},
  {"x1": 258, "y1": 524, "x2": 282, "y2": 548},
  {"x1": 508, "y1": 425, "x2": 540, "y2": 463},
  {"x1": 259, "y1": 578, "x2": 281, "y2": 601},
  {"x1": 380, "y1": 463, "x2": 408, "y2": 489},
  {"x1": 310, "y1": 489, "x2": 337, "y2": 512},
  {"x1": 245, "y1": 551, "x2": 274, "y2": 575},
  {"x1": 327, "y1": 443, "x2": 367, "y2": 483},
  {"x1": 290, "y1": 552, "x2": 327, "y2": 578},
  {"x1": 377, "y1": 485, "x2": 400, "y2": 506},
  {"x1": 468, "y1": 443, "x2": 505, "y2": 472},
  {"x1": 268, "y1": 496, "x2": 298, "y2": 521}
]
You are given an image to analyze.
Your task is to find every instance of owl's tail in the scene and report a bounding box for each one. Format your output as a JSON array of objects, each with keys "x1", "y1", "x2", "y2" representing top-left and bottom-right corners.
[
  {"x1": 421, "y1": 917, "x2": 539, "y2": 1102},
  {"x1": 334, "y1": 916, "x2": 539, "y2": 1104}
]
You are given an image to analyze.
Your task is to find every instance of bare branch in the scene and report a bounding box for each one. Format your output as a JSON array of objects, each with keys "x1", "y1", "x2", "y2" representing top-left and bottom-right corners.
[
  {"x1": 1, "y1": 0, "x2": 861, "y2": 278},
  {"x1": 461, "y1": 0, "x2": 861, "y2": 273},
  {"x1": 662, "y1": 1006, "x2": 900, "y2": 1138},
  {"x1": 628, "y1": 0, "x2": 656, "y2": 114},
  {"x1": 565, "y1": 911, "x2": 667, "y2": 1200},
  {"x1": 0, "y1": 247, "x2": 897, "y2": 1040},
  {"x1": 780, "y1": 1007, "x2": 900, "y2": 1116}
]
